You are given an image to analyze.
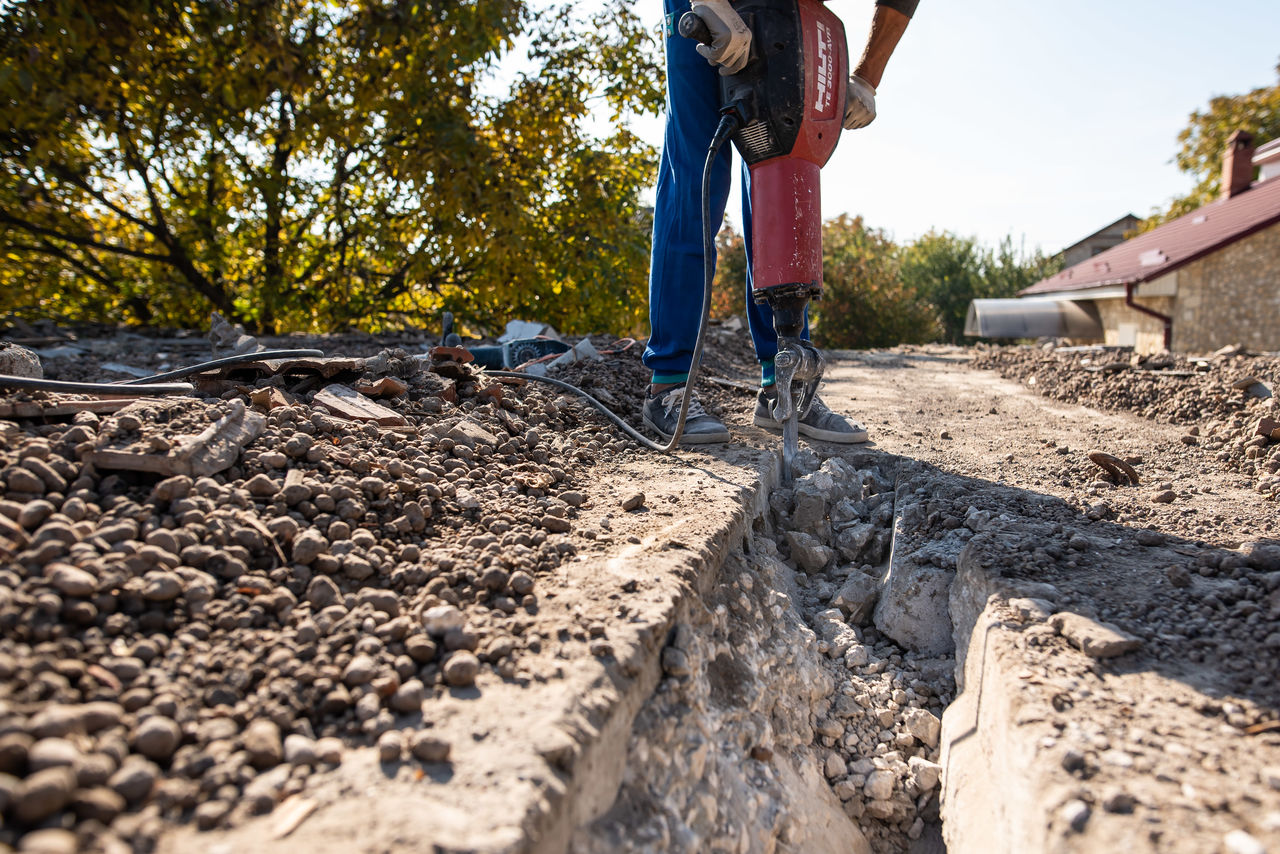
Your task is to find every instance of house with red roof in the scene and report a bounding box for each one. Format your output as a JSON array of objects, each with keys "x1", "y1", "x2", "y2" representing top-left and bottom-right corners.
[{"x1": 1015, "y1": 131, "x2": 1280, "y2": 354}]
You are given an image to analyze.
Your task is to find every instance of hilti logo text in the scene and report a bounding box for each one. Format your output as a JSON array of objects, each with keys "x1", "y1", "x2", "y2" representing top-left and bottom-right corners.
[{"x1": 814, "y1": 20, "x2": 833, "y2": 114}]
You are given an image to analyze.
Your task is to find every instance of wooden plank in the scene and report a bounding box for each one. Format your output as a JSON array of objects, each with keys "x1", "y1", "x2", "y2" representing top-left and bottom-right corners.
[
  {"x1": 313, "y1": 383, "x2": 407, "y2": 426},
  {"x1": 88, "y1": 399, "x2": 266, "y2": 477}
]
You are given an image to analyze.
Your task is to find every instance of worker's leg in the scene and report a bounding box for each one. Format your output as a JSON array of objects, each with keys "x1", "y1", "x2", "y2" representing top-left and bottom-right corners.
[
  {"x1": 640, "y1": 0, "x2": 733, "y2": 443},
  {"x1": 642, "y1": 0, "x2": 734, "y2": 384}
]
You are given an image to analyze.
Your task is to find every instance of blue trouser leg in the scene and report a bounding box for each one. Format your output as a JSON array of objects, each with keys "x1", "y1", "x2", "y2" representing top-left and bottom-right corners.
[
  {"x1": 643, "y1": 0, "x2": 810, "y2": 385},
  {"x1": 643, "y1": 0, "x2": 733, "y2": 381}
]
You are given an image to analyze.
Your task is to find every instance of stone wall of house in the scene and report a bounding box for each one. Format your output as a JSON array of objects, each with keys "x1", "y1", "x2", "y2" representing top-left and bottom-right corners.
[
  {"x1": 1172, "y1": 221, "x2": 1280, "y2": 353},
  {"x1": 1095, "y1": 296, "x2": 1175, "y2": 355}
]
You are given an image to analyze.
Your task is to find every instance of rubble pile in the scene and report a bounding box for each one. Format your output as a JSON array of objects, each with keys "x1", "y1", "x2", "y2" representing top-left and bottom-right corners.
[
  {"x1": 575, "y1": 452, "x2": 952, "y2": 854},
  {"x1": 0, "y1": 349, "x2": 644, "y2": 852},
  {"x1": 974, "y1": 346, "x2": 1280, "y2": 499},
  {"x1": 778, "y1": 456, "x2": 951, "y2": 852}
]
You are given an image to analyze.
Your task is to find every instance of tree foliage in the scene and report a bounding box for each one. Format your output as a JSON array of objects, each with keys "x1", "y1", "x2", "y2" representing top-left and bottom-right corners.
[
  {"x1": 811, "y1": 214, "x2": 936, "y2": 349},
  {"x1": 0, "y1": 0, "x2": 663, "y2": 334},
  {"x1": 1143, "y1": 61, "x2": 1280, "y2": 230},
  {"x1": 712, "y1": 216, "x2": 1057, "y2": 348},
  {"x1": 898, "y1": 231, "x2": 1060, "y2": 344}
]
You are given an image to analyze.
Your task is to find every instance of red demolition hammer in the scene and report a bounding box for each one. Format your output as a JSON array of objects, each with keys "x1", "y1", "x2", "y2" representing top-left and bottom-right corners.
[{"x1": 680, "y1": 0, "x2": 849, "y2": 482}]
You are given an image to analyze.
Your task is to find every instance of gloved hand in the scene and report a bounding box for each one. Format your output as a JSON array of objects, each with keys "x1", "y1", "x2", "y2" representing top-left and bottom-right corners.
[
  {"x1": 843, "y1": 74, "x2": 876, "y2": 129},
  {"x1": 690, "y1": 0, "x2": 752, "y2": 75}
]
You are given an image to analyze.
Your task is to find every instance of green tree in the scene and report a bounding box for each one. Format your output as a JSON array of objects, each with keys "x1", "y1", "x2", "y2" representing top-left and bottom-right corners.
[
  {"x1": 898, "y1": 230, "x2": 1058, "y2": 344},
  {"x1": 980, "y1": 235, "x2": 1062, "y2": 302},
  {"x1": 812, "y1": 214, "x2": 937, "y2": 349},
  {"x1": 0, "y1": 0, "x2": 663, "y2": 334},
  {"x1": 897, "y1": 230, "x2": 982, "y2": 345},
  {"x1": 1143, "y1": 61, "x2": 1280, "y2": 230}
]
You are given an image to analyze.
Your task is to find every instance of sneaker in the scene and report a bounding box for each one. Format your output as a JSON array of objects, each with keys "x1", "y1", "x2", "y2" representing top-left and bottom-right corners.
[
  {"x1": 754, "y1": 388, "x2": 869, "y2": 444},
  {"x1": 642, "y1": 383, "x2": 731, "y2": 444}
]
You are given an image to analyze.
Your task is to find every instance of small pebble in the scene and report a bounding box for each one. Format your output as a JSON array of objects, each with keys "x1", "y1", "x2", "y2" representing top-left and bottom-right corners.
[
  {"x1": 377, "y1": 731, "x2": 403, "y2": 763},
  {"x1": 443, "y1": 652, "x2": 480, "y2": 688},
  {"x1": 409, "y1": 732, "x2": 451, "y2": 763}
]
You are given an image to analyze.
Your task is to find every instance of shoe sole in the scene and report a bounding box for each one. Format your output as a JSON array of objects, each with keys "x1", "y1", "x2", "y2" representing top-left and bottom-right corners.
[
  {"x1": 643, "y1": 413, "x2": 730, "y2": 444},
  {"x1": 753, "y1": 412, "x2": 869, "y2": 444}
]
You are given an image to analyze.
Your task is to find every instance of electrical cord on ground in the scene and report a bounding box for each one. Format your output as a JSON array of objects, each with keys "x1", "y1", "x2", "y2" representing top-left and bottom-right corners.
[
  {"x1": 0, "y1": 375, "x2": 195, "y2": 395},
  {"x1": 118, "y1": 349, "x2": 325, "y2": 384},
  {"x1": 0, "y1": 349, "x2": 325, "y2": 396},
  {"x1": 493, "y1": 111, "x2": 741, "y2": 451}
]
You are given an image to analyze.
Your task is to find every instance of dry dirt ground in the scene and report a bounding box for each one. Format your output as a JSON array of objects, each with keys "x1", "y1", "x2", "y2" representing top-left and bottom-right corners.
[{"x1": 0, "y1": 322, "x2": 1277, "y2": 854}]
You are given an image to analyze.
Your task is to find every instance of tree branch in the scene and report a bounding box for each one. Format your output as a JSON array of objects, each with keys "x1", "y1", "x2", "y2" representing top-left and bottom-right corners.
[{"x1": 0, "y1": 208, "x2": 170, "y2": 261}]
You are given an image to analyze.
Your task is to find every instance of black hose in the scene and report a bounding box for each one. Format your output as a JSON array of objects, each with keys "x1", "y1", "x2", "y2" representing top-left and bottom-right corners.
[
  {"x1": 0, "y1": 348, "x2": 325, "y2": 396},
  {"x1": 119, "y1": 349, "x2": 325, "y2": 384},
  {"x1": 492, "y1": 112, "x2": 741, "y2": 450},
  {"x1": 0, "y1": 375, "x2": 194, "y2": 395}
]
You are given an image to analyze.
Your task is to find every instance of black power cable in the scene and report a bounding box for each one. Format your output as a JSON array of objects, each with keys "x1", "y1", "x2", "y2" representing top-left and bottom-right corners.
[
  {"x1": 119, "y1": 349, "x2": 325, "y2": 384},
  {"x1": 0, "y1": 348, "x2": 327, "y2": 397},
  {"x1": 0, "y1": 375, "x2": 195, "y2": 395}
]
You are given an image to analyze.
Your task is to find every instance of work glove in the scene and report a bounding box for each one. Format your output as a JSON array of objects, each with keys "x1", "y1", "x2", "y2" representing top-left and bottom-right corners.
[
  {"x1": 843, "y1": 74, "x2": 876, "y2": 129},
  {"x1": 690, "y1": 0, "x2": 752, "y2": 75}
]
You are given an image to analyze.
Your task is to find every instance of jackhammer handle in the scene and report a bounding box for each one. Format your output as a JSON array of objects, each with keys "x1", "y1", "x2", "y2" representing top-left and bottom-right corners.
[{"x1": 678, "y1": 10, "x2": 713, "y2": 45}]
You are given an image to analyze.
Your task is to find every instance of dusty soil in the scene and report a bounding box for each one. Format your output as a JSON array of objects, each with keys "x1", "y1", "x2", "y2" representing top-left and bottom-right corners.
[
  {"x1": 0, "y1": 322, "x2": 1278, "y2": 853},
  {"x1": 822, "y1": 345, "x2": 1279, "y2": 852}
]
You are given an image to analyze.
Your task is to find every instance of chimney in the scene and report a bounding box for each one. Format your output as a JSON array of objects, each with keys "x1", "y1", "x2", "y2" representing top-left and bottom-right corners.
[{"x1": 1221, "y1": 130, "x2": 1256, "y2": 199}]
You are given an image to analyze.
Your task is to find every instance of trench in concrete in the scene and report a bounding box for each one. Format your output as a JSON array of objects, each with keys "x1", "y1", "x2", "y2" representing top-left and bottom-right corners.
[{"x1": 570, "y1": 449, "x2": 962, "y2": 854}]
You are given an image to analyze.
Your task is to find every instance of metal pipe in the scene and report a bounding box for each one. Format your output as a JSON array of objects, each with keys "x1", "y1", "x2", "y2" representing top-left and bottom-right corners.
[{"x1": 1124, "y1": 282, "x2": 1173, "y2": 351}]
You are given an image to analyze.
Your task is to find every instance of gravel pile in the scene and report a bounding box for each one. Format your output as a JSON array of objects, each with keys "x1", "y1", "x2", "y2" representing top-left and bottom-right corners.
[
  {"x1": 973, "y1": 345, "x2": 1280, "y2": 499},
  {"x1": 0, "y1": 346, "x2": 648, "y2": 852},
  {"x1": 0, "y1": 314, "x2": 781, "y2": 852}
]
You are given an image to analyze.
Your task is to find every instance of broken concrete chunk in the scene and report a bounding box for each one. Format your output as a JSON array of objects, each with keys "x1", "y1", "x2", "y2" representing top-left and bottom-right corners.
[
  {"x1": 313, "y1": 384, "x2": 407, "y2": 427},
  {"x1": 0, "y1": 343, "x2": 43, "y2": 379},
  {"x1": 834, "y1": 522, "x2": 877, "y2": 563},
  {"x1": 1050, "y1": 612, "x2": 1142, "y2": 658},
  {"x1": 909, "y1": 756, "x2": 942, "y2": 791},
  {"x1": 791, "y1": 470, "x2": 836, "y2": 531},
  {"x1": 209, "y1": 311, "x2": 262, "y2": 355},
  {"x1": 904, "y1": 708, "x2": 942, "y2": 748},
  {"x1": 446, "y1": 420, "x2": 499, "y2": 449},
  {"x1": 831, "y1": 572, "x2": 881, "y2": 626},
  {"x1": 875, "y1": 563, "x2": 955, "y2": 655},
  {"x1": 785, "y1": 531, "x2": 833, "y2": 574}
]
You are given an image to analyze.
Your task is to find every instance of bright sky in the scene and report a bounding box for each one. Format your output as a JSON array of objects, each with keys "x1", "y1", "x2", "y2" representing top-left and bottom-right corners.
[{"x1": 526, "y1": 0, "x2": 1280, "y2": 255}]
